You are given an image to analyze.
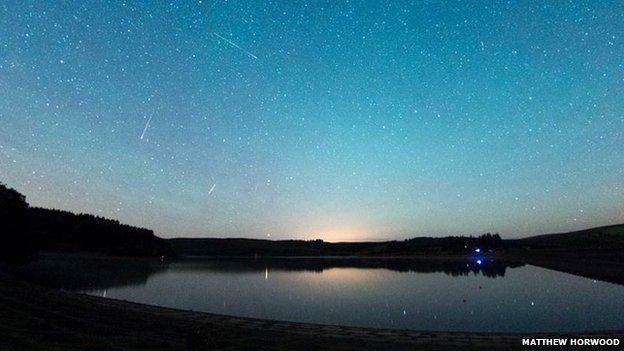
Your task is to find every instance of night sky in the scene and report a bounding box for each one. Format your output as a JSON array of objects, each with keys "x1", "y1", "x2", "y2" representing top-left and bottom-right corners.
[{"x1": 1, "y1": 1, "x2": 623, "y2": 240}]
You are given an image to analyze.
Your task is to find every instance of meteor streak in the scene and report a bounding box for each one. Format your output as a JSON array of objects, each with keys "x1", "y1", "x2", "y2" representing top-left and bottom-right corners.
[
  {"x1": 140, "y1": 112, "x2": 154, "y2": 140},
  {"x1": 213, "y1": 32, "x2": 258, "y2": 60}
]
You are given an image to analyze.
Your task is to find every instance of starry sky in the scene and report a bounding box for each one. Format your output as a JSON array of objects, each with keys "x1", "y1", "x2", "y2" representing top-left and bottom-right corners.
[{"x1": 1, "y1": 1, "x2": 623, "y2": 241}]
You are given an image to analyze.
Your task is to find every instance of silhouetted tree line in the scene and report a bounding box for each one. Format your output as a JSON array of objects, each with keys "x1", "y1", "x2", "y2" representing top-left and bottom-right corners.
[
  {"x1": 0, "y1": 183, "x2": 173, "y2": 264},
  {"x1": 170, "y1": 233, "x2": 504, "y2": 257},
  {"x1": 372, "y1": 233, "x2": 502, "y2": 255},
  {"x1": 0, "y1": 183, "x2": 38, "y2": 263}
]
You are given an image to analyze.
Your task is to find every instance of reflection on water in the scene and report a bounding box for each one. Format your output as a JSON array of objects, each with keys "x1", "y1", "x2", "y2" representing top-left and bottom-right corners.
[
  {"x1": 169, "y1": 257, "x2": 524, "y2": 278},
  {"x1": 9, "y1": 254, "x2": 167, "y2": 290},
  {"x1": 11, "y1": 254, "x2": 624, "y2": 332}
]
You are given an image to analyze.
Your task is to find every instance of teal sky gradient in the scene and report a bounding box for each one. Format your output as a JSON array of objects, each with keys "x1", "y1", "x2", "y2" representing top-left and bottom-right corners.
[{"x1": 1, "y1": 1, "x2": 623, "y2": 240}]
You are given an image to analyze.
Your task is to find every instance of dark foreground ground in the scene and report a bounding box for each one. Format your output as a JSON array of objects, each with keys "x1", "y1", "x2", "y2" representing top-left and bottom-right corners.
[{"x1": 1, "y1": 273, "x2": 622, "y2": 351}]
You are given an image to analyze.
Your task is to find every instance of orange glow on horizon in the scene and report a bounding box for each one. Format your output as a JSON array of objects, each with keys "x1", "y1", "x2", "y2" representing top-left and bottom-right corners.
[{"x1": 303, "y1": 226, "x2": 382, "y2": 243}]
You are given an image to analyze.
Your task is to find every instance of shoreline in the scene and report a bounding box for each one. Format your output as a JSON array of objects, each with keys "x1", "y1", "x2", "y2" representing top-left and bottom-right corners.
[{"x1": 1, "y1": 272, "x2": 623, "y2": 350}]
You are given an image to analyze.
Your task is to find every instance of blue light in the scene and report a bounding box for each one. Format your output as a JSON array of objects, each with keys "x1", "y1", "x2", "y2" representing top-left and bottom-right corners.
[
  {"x1": 475, "y1": 248, "x2": 481, "y2": 253},
  {"x1": 476, "y1": 259, "x2": 482, "y2": 265}
]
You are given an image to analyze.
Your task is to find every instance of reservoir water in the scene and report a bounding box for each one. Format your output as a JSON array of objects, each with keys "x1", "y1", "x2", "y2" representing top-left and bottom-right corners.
[{"x1": 15, "y1": 254, "x2": 624, "y2": 332}]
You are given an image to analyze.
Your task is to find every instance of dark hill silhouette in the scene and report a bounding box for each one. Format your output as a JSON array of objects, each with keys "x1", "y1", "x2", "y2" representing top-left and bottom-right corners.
[
  {"x1": 0, "y1": 183, "x2": 173, "y2": 263},
  {"x1": 510, "y1": 223, "x2": 624, "y2": 249},
  {"x1": 503, "y1": 223, "x2": 624, "y2": 285}
]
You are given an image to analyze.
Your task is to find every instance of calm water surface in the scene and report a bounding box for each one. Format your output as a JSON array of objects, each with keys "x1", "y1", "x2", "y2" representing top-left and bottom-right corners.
[{"x1": 16, "y1": 254, "x2": 624, "y2": 332}]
